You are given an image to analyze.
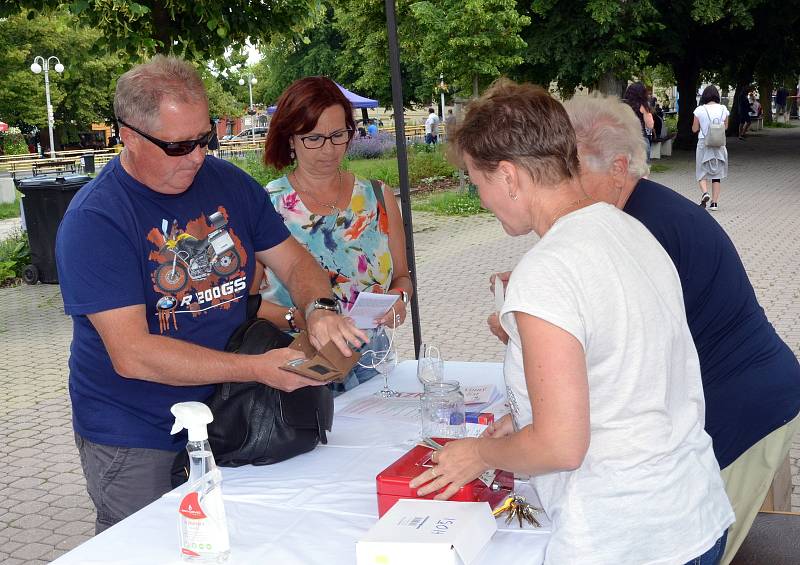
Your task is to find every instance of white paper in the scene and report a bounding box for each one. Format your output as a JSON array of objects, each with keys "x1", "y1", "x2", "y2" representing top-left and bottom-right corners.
[
  {"x1": 347, "y1": 292, "x2": 400, "y2": 329},
  {"x1": 462, "y1": 385, "x2": 497, "y2": 405},
  {"x1": 494, "y1": 275, "x2": 505, "y2": 312},
  {"x1": 338, "y1": 393, "x2": 421, "y2": 420}
]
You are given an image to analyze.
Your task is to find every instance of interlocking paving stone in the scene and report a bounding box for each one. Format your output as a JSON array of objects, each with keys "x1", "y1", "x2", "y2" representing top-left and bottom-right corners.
[{"x1": 1, "y1": 126, "x2": 799, "y2": 564}]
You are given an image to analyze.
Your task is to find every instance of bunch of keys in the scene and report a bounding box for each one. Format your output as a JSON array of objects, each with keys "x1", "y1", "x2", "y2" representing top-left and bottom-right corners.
[{"x1": 492, "y1": 494, "x2": 543, "y2": 528}]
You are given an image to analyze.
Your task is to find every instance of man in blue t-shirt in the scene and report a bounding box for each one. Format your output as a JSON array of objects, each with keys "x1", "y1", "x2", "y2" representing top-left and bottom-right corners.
[
  {"x1": 563, "y1": 96, "x2": 800, "y2": 564},
  {"x1": 56, "y1": 56, "x2": 367, "y2": 534}
]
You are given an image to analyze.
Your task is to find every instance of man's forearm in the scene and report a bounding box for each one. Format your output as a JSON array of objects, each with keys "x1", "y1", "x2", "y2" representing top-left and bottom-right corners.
[
  {"x1": 111, "y1": 333, "x2": 258, "y2": 386},
  {"x1": 284, "y1": 250, "x2": 335, "y2": 312}
]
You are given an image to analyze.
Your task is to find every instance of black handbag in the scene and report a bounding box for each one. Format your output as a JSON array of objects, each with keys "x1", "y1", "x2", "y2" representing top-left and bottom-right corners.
[{"x1": 172, "y1": 298, "x2": 334, "y2": 485}]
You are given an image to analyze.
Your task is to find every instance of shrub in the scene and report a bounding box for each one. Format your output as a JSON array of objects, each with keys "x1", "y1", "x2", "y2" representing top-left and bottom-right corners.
[
  {"x1": 228, "y1": 154, "x2": 284, "y2": 186},
  {"x1": 0, "y1": 230, "x2": 31, "y2": 286},
  {"x1": 346, "y1": 132, "x2": 396, "y2": 159},
  {"x1": 0, "y1": 127, "x2": 29, "y2": 156},
  {"x1": 408, "y1": 149, "x2": 456, "y2": 185},
  {"x1": 412, "y1": 190, "x2": 487, "y2": 216}
]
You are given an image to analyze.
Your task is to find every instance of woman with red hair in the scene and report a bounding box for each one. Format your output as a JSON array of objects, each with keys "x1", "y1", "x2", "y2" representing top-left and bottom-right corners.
[{"x1": 257, "y1": 76, "x2": 413, "y2": 393}]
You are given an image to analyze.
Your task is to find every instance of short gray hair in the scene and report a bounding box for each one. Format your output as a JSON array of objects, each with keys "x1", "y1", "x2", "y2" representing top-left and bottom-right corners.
[
  {"x1": 114, "y1": 55, "x2": 208, "y2": 130},
  {"x1": 563, "y1": 94, "x2": 649, "y2": 180}
]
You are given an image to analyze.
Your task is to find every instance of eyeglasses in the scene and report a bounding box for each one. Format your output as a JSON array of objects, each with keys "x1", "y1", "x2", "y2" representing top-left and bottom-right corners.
[
  {"x1": 298, "y1": 128, "x2": 354, "y2": 150},
  {"x1": 117, "y1": 118, "x2": 213, "y2": 157}
]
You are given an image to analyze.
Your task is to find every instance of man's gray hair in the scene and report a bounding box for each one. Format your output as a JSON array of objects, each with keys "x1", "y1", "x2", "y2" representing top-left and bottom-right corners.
[
  {"x1": 563, "y1": 94, "x2": 650, "y2": 180},
  {"x1": 114, "y1": 55, "x2": 208, "y2": 131}
]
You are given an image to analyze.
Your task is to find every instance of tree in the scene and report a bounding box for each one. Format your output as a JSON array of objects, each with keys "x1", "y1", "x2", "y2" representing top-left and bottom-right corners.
[
  {"x1": 0, "y1": 8, "x2": 126, "y2": 147},
  {"x1": 515, "y1": 0, "x2": 659, "y2": 98},
  {"x1": 408, "y1": 0, "x2": 530, "y2": 97},
  {"x1": 6, "y1": 0, "x2": 318, "y2": 60}
]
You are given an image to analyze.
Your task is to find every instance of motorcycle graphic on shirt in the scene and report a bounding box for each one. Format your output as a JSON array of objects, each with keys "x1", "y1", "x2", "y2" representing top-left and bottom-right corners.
[
  {"x1": 147, "y1": 208, "x2": 249, "y2": 334},
  {"x1": 154, "y1": 211, "x2": 241, "y2": 293}
]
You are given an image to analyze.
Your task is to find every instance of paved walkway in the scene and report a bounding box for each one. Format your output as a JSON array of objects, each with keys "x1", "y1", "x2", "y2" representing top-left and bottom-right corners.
[{"x1": 1, "y1": 126, "x2": 799, "y2": 563}]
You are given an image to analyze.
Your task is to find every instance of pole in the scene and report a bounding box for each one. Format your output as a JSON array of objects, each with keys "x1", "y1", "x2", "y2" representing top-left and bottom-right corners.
[
  {"x1": 44, "y1": 63, "x2": 55, "y2": 159},
  {"x1": 248, "y1": 79, "x2": 255, "y2": 144},
  {"x1": 440, "y1": 74, "x2": 445, "y2": 120},
  {"x1": 385, "y1": 0, "x2": 422, "y2": 358}
]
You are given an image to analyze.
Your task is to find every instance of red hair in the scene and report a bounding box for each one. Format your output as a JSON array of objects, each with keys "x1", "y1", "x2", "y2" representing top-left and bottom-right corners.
[{"x1": 264, "y1": 76, "x2": 355, "y2": 170}]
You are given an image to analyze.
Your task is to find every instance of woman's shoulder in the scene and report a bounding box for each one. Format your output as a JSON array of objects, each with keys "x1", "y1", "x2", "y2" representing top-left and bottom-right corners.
[{"x1": 265, "y1": 175, "x2": 293, "y2": 195}]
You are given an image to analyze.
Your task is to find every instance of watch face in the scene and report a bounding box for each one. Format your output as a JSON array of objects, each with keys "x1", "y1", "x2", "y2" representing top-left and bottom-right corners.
[{"x1": 317, "y1": 298, "x2": 338, "y2": 309}]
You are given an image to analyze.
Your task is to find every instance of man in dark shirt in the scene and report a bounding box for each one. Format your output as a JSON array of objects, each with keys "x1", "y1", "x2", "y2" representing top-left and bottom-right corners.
[
  {"x1": 564, "y1": 95, "x2": 800, "y2": 564},
  {"x1": 56, "y1": 55, "x2": 366, "y2": 533}
]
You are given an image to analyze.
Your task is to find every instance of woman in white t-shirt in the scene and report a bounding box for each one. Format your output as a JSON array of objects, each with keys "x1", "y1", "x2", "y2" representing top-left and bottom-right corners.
[
  {"x1": 692, "y1": 85, "x2": 730, "y2": 211},
  {"x1": 410, "y1": 80, "x2": 734, "y2": 565}
]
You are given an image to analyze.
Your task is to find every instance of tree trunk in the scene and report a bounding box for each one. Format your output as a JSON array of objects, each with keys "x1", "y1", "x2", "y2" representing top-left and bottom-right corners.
[
  {"x1": 673, "y1": 61, "x2": 699, "y2": 149},
  {"x1": 150, "y1": 2, "x2": 174, "y2": 53},
  {"x1": 728, "y1": 73, "x2": 754, "y2": 137},
  {"x1": 596, "y1": 71, "x2": 626, "y2": 98},
  {"x1": 472, "y1": 75, "x2": 479, "y2": 98},
  {"x1": 757, "y1": 73, "x2": 773, "y2": 124}
]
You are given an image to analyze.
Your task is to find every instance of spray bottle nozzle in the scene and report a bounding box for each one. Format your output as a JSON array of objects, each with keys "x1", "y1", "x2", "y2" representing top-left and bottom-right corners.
[{"x1": 170, "y1": 401, "x2": 213, "y2": 442}]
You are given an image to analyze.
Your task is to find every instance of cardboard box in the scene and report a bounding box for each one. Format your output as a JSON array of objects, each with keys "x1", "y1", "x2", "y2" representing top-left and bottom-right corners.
[
  {"x1": 357, "y1": 499, "x2": 497, "y2": 565},
  {"x1": 376, "y1": 439, "x2": 513, "y2": 517},
  {"x1": 281, "y1": 331, "x2": 361, "y2": 382}
]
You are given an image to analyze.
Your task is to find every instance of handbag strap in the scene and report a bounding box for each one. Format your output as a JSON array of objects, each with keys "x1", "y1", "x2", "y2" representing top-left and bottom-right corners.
[{"x1": 370, "y1": 178, "x2": 386, "y2": 211}]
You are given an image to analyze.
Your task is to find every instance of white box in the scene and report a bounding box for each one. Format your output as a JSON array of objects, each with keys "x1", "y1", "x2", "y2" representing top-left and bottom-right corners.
[{"x1": 357, "y1": 499, "x2": 497, "y2": 565}]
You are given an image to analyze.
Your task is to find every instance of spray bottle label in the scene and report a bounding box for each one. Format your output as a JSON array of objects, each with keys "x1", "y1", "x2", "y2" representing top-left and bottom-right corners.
[{"x1": 178, "y1": 482, "x2": 230, "y2": 557}]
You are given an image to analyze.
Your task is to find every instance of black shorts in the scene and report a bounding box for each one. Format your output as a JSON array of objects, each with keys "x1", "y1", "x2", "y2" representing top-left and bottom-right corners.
[{"x1": 741, "y1": 113, "x2": 752, "y2": 124}]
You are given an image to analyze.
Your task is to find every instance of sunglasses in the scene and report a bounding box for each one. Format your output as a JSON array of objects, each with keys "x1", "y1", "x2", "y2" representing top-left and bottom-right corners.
[{"x1": 117, "y1": 118, "x2": 213, "y2": 156}]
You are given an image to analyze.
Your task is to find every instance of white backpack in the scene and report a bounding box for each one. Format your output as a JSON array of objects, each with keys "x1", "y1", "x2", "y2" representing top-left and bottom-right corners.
[{"x1": 704, "y1": 106, "x2": 726, "y2": 147}]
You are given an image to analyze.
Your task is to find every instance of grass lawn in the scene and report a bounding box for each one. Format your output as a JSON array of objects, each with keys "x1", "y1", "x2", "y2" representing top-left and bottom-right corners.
[{"x1": 0, "y1": 192, "x2": 21, "y2": 220}]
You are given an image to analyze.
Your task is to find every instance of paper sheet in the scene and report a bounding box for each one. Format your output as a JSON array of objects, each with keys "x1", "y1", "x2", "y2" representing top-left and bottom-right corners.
[
  {"x1": 338, "y1": 393, "x2": 421, "y2": 421},
  {"x1": 346, "y1": 292, "x2": 400, "y2": 329}
]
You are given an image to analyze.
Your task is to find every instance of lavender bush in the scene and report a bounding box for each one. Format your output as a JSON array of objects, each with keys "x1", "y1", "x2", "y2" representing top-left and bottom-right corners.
[{"x1": 346, "y1": 132, "x2": 396, "y2": 159}]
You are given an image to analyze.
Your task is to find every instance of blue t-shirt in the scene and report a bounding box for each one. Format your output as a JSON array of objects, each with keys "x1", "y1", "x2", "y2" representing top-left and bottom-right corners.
[
  {"x1": 367, "y1": 124, "x2": 378, "y2": 136},
  {"x1": 56, "y1": 156, "x2": 289, "y2": 451},
  {"x1": 624, "y1": 179, "x2": 800, "y2": 468}
]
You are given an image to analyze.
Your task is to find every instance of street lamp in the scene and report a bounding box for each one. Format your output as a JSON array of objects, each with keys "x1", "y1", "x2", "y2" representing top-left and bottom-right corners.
[
  {"x1": 30, "y1": 56, "x2": 64, "y2": 159},
  {"x1": 439, "y1": 73, "x2": 446, "y2": 120},
  {"x1": 238, "y1": 75, "x2": 258, "y2": 143}
]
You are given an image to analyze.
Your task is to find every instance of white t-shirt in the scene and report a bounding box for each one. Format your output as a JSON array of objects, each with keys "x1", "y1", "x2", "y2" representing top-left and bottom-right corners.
[
  {"x1": 424, "y1": 113, "x2": 440, "y2": 135},
  {"x1": 693, "y1": 103, "x2": 729, "y2": 139},
  {"x1": 500, "y1": 203, "x2": 733, "y2": 565}
]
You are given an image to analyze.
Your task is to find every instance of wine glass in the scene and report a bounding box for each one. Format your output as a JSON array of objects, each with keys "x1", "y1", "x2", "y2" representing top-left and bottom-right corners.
[{"x1": 373, "y1": 346, "x2": 399, "y2": 398}]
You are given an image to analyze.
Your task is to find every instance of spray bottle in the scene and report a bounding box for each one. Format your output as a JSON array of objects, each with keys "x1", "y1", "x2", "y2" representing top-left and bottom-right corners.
[{"x1": 171, "y1": 401, "x2": 230, "y2": 563}]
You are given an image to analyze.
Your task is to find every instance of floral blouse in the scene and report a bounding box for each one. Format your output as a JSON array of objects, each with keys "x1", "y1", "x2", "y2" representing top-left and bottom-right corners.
[{"x1": 260, "y1": 174, "x2": 393, "y2": 313}]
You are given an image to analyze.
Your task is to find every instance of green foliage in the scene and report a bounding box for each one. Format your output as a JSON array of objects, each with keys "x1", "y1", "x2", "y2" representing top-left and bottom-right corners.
[
  {"x1": 412, "y1": 190, "x2": 487, "y2": 216},
  {"x1": 649, "y1": 162, "x2": 670, "y2": 173},
  {"x1": 0, "y1": 8, "x2": 125, "y2": 140},
  {"x1": 408, "y1": 0, "x2": 530, "y2": 96},
  {"x1": 227, "y1": 154, "x2": 284, "y2": 187},
  {"x1": 0, "y1": 128, "x2": 29, "y2": 155},
  {"x1": 765, "y1": 121, "x2": 797, "y2": 128},
  {"x1": 0, "y1": 191, "x2": 22, "y2": 220},
  {"x1": 7, "y1": 0, "x2": 318, "y2": 62},
  {"x1": 0, "y1": 231, "x2": 31, "y2": 286}
]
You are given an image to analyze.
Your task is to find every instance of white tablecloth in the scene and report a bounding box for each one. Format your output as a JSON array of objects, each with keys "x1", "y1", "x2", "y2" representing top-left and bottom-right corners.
[{"x1": 53, "y1": 361, "x2": 550, "y2": 564}]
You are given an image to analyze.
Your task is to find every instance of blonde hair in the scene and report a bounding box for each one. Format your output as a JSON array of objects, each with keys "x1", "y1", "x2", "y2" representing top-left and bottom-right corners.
[
  {"x1": 563, "y1": 94, "x2": 650, "y2": 180},
  {"x1": 452, "y1": 79, "x2": 580, "y2": 185},
  {"x1": 114, "y1": 55, "x2": 207, "y2": 131}
]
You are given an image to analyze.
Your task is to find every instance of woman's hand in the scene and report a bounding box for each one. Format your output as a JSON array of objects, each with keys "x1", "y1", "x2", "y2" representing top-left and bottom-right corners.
[
  {"x1": 409, "y1": 438, "x2": 490, "y2": 500},
  {"x1": 481, "y1": 413, "x2": 514, "y2": 438},
  {"x1": 487, "y1": 312, "x2": 509, "y2": 344},
  {"x1": 376, "y1": 297, "x2": 407, "y2": 328}
]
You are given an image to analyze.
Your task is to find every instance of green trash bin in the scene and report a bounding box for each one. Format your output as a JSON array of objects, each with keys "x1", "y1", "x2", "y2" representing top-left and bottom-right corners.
[{"x1": 15, "y1": 174, "x2": 91, "y2": 284}]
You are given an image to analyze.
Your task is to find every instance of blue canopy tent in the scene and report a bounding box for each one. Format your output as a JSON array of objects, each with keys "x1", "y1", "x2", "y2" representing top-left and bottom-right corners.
[{"x1": 267, "y1": 83, "x2": 378, "y2": 122}]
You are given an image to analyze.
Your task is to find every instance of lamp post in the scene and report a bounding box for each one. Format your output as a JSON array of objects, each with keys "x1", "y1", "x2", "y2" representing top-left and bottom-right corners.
[
  {"x1": 238, "y1": 75, "x2": 258, "y2": 143},
  {"x1": 439, "y1": 73, "x2": 446, "y2": 120},
  {"x1": 30, "y1": 56, "x2": 64, "y2": 158}
]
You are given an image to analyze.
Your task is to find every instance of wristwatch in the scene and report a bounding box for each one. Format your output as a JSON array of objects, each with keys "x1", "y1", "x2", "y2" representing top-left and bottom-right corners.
[
  {"x1": 284, "y1": 306, "x2": 299, "y2": 332},
  {"x1": 304, "y1": 297, "x2": 341, "y2": 321}
]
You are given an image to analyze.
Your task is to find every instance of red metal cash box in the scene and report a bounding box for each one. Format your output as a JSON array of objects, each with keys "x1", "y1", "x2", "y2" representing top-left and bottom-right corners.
[{"x1": 376, "y1": 438, "x2": 514, "y2": 517}]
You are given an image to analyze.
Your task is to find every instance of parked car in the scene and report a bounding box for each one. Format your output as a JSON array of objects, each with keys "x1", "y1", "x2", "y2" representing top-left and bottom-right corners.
[{"x1": 231, "y1": 127, "x2": 268, "y2": 141}]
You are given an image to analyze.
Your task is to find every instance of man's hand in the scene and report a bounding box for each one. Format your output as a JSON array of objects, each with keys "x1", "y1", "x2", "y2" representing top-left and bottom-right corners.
[
  {"x1": 487, "y1": 312, "x2": 509, "y2": 345},
  {"x1": 255, "y1": 347, "x2": 327, "y2": 391},
  {"x1": 489, "y1": 271, "x2": 512, "y2": 293},
  {"x1": 306, "y1": 310, "x2": 368, "y2": 356}
]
